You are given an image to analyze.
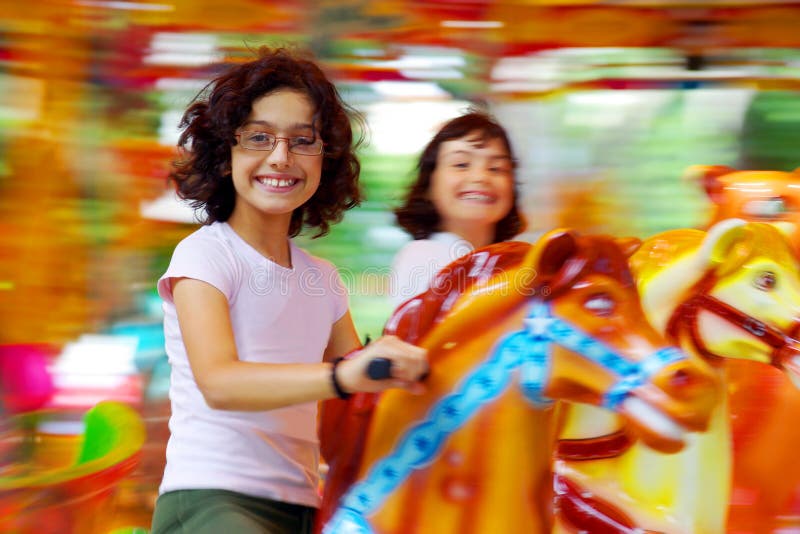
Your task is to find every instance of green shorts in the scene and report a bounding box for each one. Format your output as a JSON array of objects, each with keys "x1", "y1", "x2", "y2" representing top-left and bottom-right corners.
[{"x1": 151, "y1": 489, "x2": 316, "y2": 534}]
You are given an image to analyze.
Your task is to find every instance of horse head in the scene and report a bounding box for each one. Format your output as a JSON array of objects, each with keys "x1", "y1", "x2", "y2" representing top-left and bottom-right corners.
[
  {"x1": 320, "y1": 229, "x2": 719, "y2": 534},
  {"x1": 689, "y1": 165, "x2": 800, "y2": 250},
  {"x1": 632, "y1": 218, "x2": 800, "y2": 385}
]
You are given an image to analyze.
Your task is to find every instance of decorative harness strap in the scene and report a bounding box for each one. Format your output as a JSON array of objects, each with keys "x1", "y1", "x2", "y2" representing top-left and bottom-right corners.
[
  {"x1": 554, "y1": 473, "x2": 663, "y2": 534},
  {"x1": 556, "y1": 429, "x2": 634, "y2": 461},
  {"x1": 666, "y1": 272, "x2": 799, "y2": 366},
  {"x1": 324, "y1": 301, "x2": 688, "y2": 534}
]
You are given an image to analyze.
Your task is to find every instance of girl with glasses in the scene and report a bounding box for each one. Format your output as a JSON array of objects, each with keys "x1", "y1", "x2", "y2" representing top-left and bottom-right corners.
[
  {"x1": 151, "y1": 46, "x2": 427, "y2": 534},
  {"x1": 390, "y1": 110, "x2": 527, "y2": 307}
]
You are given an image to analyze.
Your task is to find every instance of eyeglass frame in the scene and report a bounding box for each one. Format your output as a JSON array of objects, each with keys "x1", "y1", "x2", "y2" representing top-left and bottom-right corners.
[{"x1": 234, "y1": 130, "x2": 325, "y2": 156}]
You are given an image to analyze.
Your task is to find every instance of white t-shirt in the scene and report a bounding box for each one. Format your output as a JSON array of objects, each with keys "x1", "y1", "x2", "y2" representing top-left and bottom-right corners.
[
  {"x1": 389, "y1": 232, "x2": 473, "y2": 307},
  {"x1": 157, "y1": 221, "x2": 348, "y2": 507}
]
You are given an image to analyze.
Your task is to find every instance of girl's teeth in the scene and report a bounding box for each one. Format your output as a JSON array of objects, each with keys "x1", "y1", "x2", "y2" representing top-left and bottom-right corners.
[
  {"x1": 460, "y1": 193, "x2": 492, "y2": 201},
  {"x1": 260, "y1": 178, "x2": 297, "y2": 187}
]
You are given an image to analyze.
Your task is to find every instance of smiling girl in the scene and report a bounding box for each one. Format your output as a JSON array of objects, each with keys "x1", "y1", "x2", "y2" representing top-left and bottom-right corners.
[
  {"x1": 150, "y1": 47, "x2": 427, "y2": 534},
  {"x1": 390, "y1": 111, "x2": 526, "y2": 306}
]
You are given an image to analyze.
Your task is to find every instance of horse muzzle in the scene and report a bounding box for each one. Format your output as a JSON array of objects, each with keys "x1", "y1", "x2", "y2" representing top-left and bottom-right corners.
[{"x1": 623, "y1": 359, "x2": 720, "y2": 452}]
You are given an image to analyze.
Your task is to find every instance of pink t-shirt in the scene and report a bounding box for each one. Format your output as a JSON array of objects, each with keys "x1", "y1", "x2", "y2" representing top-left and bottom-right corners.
[
  {"x1": 157, "y1": 221, "x2": 348, "y2": 507},
  {"x1": 389, "y1": 232, "x2": 473, "y2": 307}
]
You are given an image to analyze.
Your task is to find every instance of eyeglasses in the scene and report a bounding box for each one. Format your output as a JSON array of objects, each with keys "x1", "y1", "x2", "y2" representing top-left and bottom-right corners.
[{"x1": 235, "y1": 130, "x2": 324, "y2": 155}]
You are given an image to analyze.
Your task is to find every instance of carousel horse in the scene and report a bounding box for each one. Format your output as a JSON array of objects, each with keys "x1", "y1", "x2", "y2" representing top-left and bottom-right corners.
[
  {"x1": 318, "y1": 229, "x2": 720, "y2": 534},
  {"x1": 690, "y1": 165, "x2": 800, "y2": 530},
  {"x1": 553, "y1": 219, "x2": 800, "y2": 533},
  {"x1": 0, "y1": 400, "x2": 146, "y2": 533}
]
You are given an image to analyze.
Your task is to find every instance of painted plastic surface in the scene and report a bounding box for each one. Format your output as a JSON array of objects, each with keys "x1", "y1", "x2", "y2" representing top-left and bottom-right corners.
[
  {"x1": 0, "y1": 401, "x2": 146, "y2": 533},
  {"x1": 319, "y1": 231, "x2": 720, "y2": 534}
]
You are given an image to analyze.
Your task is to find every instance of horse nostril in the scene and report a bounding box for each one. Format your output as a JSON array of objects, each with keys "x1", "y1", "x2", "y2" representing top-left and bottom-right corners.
[
  {"x1": 662, "y1": 365, "x2": 719, "y2": 403},
  {"x1": 670, "y1": 369, "x2": 692, "y2": 388}
]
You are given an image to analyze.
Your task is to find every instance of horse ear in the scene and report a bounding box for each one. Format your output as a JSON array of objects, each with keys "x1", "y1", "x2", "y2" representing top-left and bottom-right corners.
[
  {"x1": 615, "y1": 237, "x2": 642, "y2": 258},
  {"x1": 699, "y1": 218, "x2": 750, "y2": 270},
  {"x1": 684, "y1": 165, "x2": 736, "y2": 204},
  {"x1": 526, "y1": 229, "x2": 578, "y2": 275}
]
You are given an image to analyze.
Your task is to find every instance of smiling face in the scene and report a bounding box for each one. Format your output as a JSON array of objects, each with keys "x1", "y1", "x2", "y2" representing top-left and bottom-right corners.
[
  {"x1": 229, "y1": 88, "x2": 323, "y2": 229},
  {"x1": 428, "y1": 131, "x2": 514, "y2": 243}
]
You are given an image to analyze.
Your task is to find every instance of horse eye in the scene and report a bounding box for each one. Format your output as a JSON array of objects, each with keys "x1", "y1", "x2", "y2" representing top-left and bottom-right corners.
[
  {"x1": 585, "y1": 294, "x2": 615, "y2": 316},
  {"x1": 754, "y1": 271, "x2": 777, "y2": 291},
  {"x1": 742, "y1": 197, "x2": 786, "y2": 219}
]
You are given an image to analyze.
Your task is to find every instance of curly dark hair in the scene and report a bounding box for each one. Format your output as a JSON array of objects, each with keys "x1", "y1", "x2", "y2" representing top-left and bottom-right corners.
[
  {"x1": 393, "y1": 110, "x2": 525, "y2": 242},
  {"x1": 169, "y1": 46, "x2": 364, "y2": 237}
]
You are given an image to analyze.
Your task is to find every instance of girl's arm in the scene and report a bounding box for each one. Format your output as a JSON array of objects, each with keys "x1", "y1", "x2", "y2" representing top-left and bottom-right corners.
[{"x1": 174, "y1": 277, "x2": 426, "y2": 412}]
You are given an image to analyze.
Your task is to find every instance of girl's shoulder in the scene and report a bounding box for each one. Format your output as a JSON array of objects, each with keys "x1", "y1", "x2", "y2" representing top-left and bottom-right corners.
[
  {"x1": 172, "y1": 222, "x2": 232, "y2": 257},
  {"x1": 159, "y1": 223, "x2": 240, "y2": 303},
  {"x1": 393, "y1": 232, "x2": 472, "y2": 265},
  {"x1": 428, "y1": 232, "x2": 472, "y2": 251},
  {"x1": 178, "y1": 221, "x2": 225, "y2": 242}
]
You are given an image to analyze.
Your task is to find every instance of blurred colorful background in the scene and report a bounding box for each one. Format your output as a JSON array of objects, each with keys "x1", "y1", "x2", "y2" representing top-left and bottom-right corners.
[{"x1": 2, "y1": 0, "x2": 800, "y2": 532}]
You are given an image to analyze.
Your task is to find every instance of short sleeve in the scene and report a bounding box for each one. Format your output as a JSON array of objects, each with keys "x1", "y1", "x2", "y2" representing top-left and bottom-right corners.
[
  {"x1": 389, "y1": 240, "x2": 455, "y2": 307},
  {"x1": 329, "y1": 267, "x2": 349, "y2": 322},
  {"x1": 157, "y1": 234, "x2": 237, "y2": 305}
]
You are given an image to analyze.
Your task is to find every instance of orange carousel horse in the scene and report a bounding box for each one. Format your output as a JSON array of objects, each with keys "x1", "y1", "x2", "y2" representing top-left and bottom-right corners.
[
  {"x1": 318, "y1": 229, "x2": 720, "y2": 534},
  {"x1": 553, "y1": 219, "x2": 800, "y2": 533},
  {"x1": 691, "y1": 166, "x2": 800, "y2": 531}
]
